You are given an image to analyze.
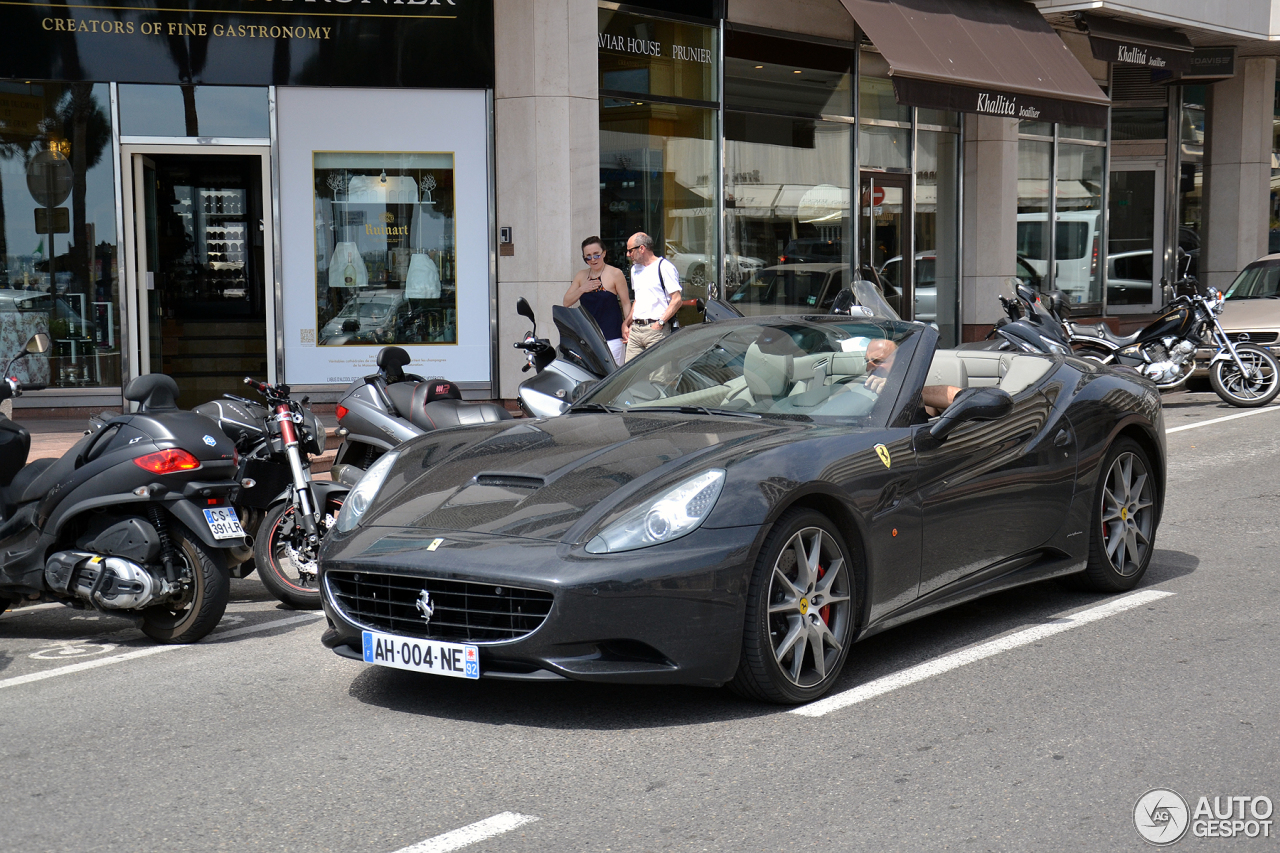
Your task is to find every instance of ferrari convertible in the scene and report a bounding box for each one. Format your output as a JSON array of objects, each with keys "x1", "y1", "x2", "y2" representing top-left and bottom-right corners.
[{"x1": 317, "y1": 314, "x2": 1165, "y2": 704}]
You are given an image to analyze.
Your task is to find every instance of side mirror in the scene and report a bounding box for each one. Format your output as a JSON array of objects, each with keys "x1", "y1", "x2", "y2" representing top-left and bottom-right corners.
[
  {"x1": 26, "y1": 333, "x2": 51, "y2": 354},
  {"x1": 516, "y1": 297, "x2": 536, "y2": 325},
  {"x1": 929, "y1": 386, "x2": 1014, "y2": 441},
  {"x1": 570, "y1": 379, "x2": 598, "y2": 403}
]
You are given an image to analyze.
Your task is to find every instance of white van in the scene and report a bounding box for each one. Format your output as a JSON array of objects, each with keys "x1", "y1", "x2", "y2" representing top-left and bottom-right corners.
[{"x1": 1015, "y1": 210, "x2": 1101, "y2": 303}]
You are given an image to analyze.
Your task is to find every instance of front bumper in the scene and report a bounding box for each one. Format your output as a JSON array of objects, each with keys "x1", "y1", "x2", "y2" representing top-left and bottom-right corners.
[{"x1": 318, "y1": 524, "x2": 761, "y2": 687}]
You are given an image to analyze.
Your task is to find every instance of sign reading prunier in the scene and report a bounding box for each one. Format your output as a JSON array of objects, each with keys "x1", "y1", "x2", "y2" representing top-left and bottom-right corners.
[{"x1": 0, "y1": 0, "x2": 494, "y2": 88}]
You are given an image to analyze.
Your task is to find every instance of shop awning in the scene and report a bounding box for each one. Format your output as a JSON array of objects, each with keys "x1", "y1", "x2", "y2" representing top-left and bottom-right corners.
[
  {"x1": 840, "y1": 0, "x2": 1110, "y2": 127},
  {"x1": 1078, "y1": 14, "x2": 1192, "y2": 73}
]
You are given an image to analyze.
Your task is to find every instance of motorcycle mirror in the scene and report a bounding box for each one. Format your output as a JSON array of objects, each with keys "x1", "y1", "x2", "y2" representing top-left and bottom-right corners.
[
  {"x1": 516, "y1": 297, "x2": 536, "y2": 327},
  {"x1": 829, "y1": 288, "x2": 856, "y2": 315},
  {"x1": 26, "y1": 333, "x2": 51, "y2": 354}
]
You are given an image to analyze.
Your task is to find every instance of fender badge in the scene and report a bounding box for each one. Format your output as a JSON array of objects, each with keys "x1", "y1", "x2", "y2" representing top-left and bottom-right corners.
[
  {"x1": 874, "y1": 443, "x2": 891, "y2": 468},
  {"x1": 427, "y1": 538, "x2": 444, "y2": 551},
  {"x1": 202, "y1": 435, "x2": 217, "y2": 447}
]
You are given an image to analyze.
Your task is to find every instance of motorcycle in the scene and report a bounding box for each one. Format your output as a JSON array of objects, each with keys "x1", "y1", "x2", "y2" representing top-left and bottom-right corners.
[
  {"x1": 0, "y1": 335, "x2": 246, "y2": 643},
  {"x1": 331, "y1": 347, "x2": 512, "y2": 472},
  {"x1": 965, "y1": 279, "x2": 1074, "y2": 356},
  {"x1": 1067, "y1": 282, "x2": 1280, "y2": 408},
  {"x1": 194, "y1": 378, "x2": 347, "y2": 609},
  {"x1": 515, "y1": 297, "x2": 619, "y2": 418}
]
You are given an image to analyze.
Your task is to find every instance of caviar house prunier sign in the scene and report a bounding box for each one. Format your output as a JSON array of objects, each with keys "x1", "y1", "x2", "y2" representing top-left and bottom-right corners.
[{"x1": 0, "y1": 0, "x2": 494, "y2": 88}]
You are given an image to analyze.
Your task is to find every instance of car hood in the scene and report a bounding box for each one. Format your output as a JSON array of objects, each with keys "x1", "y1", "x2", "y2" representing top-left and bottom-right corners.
[
  {"x1": 1219, "y1": 298, "x2": 1280, "y2": 332},
  {"x1": 360, "y1": 412, "x2": 806, "y2": 543}
]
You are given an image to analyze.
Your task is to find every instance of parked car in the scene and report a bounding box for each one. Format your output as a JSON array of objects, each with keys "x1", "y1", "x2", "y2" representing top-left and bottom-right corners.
[
  {"x1": 778, "y1": 238, "x2": 843, "y2": 265},
  {"x1": 319, "y1": 288, "x2": 410, "y2": 345},
  {"x1": 877, "y1": 252, "x2": 937, "y2": 324},
  {"x1": 663, "y1": 242, "x2": 764, "y2": 289},
  {"x1": 1105, "y1": 249, "x2": 1154, "y2": 306},
  {"x1": 1193, "y1": 253, "x2": 1280, "y2": 375},
  {"x1": 727, "y1": 263, "x2": 899, "y2": 318}
]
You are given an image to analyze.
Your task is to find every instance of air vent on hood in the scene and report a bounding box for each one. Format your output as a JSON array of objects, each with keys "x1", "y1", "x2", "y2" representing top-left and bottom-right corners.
[{"x1": 473, "y1": 472, "x2": 545, "y2": 489}]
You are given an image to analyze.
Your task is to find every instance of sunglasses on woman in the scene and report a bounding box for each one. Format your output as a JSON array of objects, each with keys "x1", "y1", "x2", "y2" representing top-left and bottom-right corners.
[{"x1": 583, "y1": 252, "x2": 603, "y2": 261}]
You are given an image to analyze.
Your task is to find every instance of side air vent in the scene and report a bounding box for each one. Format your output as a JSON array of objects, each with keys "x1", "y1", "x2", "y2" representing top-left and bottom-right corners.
[{"x1": 473, "y1": 472, "x2": 545, "y2": 489}]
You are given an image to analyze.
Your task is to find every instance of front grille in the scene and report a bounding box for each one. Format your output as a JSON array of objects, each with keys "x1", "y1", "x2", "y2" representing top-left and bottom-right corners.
[
  {"x1": 326, "y1": 571, "x2": 554, "y2": 644},
  {"x1": 1228, "y1": 332, "x2": 1279, "y2": 344}
]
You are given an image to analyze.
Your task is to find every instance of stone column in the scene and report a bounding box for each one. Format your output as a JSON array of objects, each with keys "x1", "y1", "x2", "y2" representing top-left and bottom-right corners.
[
  {"x1": 961, "y1": 114, "x2": 1020, "y2": 340},
  {"x1": 494, "y1": 0, "x2": 600, "y2": 399},
  {"x1": 1202, "y1": 56, "x2": 1276, "y2": 294}
]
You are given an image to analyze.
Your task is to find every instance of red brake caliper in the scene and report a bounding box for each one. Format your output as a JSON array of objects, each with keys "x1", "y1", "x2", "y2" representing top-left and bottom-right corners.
[{"x1": 817, "y1": 565, "x2": 830, "y2": 624}]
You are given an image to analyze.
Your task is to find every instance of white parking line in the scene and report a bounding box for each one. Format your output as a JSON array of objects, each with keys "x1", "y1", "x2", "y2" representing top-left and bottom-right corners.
[
  {"x1": 791, "y1": 589, "x2": 1174, "y2": 718},
  {"x1": 1167, "y1": 405, "x2": 1280, "y2": 434},
  {"x1": 0, "y1": 613, "x2": 322, "y2": 691},
  {"x1": 390, "y1": 813, "x2": 540, "y2": 853}
]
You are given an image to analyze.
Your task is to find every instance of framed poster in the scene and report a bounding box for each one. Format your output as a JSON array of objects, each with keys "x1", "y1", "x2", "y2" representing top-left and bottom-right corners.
[{"x1": 277, "y1": 88, "x2": 491, "y2": 386}]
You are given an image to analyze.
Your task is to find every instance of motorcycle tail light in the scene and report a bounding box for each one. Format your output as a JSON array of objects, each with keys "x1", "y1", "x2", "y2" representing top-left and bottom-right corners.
[
  {"x1": 134, "y1": 449, "x2": 201, "y2": 474},
  {"x1": 1090, "y1": 236, "x2": 1099, "y2": 276},
  {"x1": 335, "y1": 404, "x2": 348, "y2": 421}
]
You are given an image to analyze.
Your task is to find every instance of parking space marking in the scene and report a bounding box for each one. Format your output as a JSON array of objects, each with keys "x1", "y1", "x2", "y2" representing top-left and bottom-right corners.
[
  {"x1": 0, "y1": 613, "x2": 322, "y2": 691},
  {"x1": 791, "y1": 589, "x2": 1174, "y2": 718},
  {"x1": 390, "y1": 813, "x2": 540, "y2": 853},
  {"x1": 1167, "y1": 405, "x2": 1280, "y2": 434}
]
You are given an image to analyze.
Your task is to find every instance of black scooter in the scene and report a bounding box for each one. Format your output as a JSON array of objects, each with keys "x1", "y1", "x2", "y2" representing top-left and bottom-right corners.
[{"x1": 0, "y1": 336, "x2": 248, "y2": 643}]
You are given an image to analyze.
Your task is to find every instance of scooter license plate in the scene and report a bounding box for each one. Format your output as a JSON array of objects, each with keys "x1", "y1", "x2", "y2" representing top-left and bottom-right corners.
[
  {"x1": 362, "y1": 630, "x2": 480, "y2": 679},
  {"x1": 203, "y1": 507, "x2": 246, "y2": 540}
]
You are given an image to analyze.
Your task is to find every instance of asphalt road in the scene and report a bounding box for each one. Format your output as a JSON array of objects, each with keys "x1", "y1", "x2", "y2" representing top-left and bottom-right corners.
[{"x1": 2, "y1": 385, "x2": 1278, "y2": 853}]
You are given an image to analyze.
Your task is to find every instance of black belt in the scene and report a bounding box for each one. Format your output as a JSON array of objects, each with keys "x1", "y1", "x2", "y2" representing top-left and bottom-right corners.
[{"x1": 633, "y1": 318, "x2": 662, "y2": 326}]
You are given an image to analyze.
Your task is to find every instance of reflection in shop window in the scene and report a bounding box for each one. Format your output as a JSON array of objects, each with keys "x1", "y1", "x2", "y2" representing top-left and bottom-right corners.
[
  {"x1": 0, "y1": 81, "x2": 120, "y2": 389},
  {"x1": 312, "y1": 152, "x2": 456, "y2": 346},
  {"x1": 599, "y1": 101, "x2": 715, "y2": 304}
]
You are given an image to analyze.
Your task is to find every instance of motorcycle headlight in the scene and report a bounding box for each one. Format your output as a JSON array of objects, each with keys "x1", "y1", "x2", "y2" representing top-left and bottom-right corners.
[
  {"x1": 585, "y1": 469, "x2": 725, "y2": 554},
  {"x1": 334, "y1": 451, "x2": 399, "y2": 533}
]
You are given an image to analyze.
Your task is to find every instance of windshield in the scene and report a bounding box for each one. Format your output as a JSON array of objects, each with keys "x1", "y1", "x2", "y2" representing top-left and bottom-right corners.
[
  {"x1": 1223, "y1": 262, "x2": 1280, "y2": 300},
  {"x1": 581, "y1": 316, "x2": 925, "y2": 425}
]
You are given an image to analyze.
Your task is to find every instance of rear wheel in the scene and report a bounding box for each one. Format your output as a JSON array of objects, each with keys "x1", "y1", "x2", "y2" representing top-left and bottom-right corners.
[
  {"x1": 254, "y1": 495, "x2": 343, "y2": 610},
  {"x1": 1078, "y1": 439, "x2": 1158, "y2": 592},
  {"x1": 732, "y1": 509, "x2": 857, "y2": 704},
  {"x1": 1210, "y1": 343, "x2": 1280, "y2": 407},
  {"x1": 141, "y1": 522, "x2": 229, "y2": 643}
]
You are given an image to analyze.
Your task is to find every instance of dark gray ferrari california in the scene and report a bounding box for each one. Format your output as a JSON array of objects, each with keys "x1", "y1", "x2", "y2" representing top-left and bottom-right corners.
[{"x1": 318, "y1": 315, "x2": 1165, "y2": 704}]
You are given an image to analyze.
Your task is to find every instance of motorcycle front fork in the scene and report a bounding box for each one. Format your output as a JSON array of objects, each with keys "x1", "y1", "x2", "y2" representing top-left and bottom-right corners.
[{"x1": 285, "y1": 444, "x2": 319, "y2": 539}]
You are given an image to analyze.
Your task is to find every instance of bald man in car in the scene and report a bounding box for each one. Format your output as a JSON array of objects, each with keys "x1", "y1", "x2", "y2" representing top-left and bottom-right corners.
[{"x1": 863, "y1": 338, "x2": 960, "y2": 416}]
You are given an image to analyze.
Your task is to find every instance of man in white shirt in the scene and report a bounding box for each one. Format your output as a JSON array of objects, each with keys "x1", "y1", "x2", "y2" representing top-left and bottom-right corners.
[{"x1": 622, "y1": 231, "x2": 682, "y2": 363}]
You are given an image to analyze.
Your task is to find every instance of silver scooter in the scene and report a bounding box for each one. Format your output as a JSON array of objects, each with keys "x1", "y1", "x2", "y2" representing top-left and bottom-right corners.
[
  {"x1": 330, "y1": 346, "x2": 512, "y2": 473},
  {"x1": 514, "y1": 297, "x2": 618, "y2": 418}
]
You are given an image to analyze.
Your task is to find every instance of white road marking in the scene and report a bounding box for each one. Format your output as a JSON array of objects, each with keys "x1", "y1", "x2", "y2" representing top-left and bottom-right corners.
[
  {"x1": 791, "y1": 589, "x2": 1175, "y2": 718},
  {"x1": 0, "y1": 613, "x2": 322, "y2": 691},
  {"x1": 1167, "y1": 405, "x2": 1280, "y2": 434},
  {"x1": 390, "y1": 813, "x2": 540, "y2": 853}
]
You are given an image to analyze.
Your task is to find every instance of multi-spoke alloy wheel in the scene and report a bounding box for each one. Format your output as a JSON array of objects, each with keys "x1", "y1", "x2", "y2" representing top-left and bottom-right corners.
[
  {"x1": 733, "y1": 509, "x2": 857, "y2": 704},
  {"x1": 1080, "y1": 438, "x2": 1159, "y2": 592}
]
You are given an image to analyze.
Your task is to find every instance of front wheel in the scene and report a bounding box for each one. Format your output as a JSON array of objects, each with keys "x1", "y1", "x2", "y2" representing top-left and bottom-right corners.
[
  {"x1": 1210, "y1": 344, "x2": 1280, "y2": 407},
  {"x1": 254, "y1": 494, "x2": 343, "y2": 610},
  {"x1": 141, "y1": 522, "x2": 230, "y2": 643},
  {"x1": 732, "y1": 509, "x2": 857, "y2": 704}
]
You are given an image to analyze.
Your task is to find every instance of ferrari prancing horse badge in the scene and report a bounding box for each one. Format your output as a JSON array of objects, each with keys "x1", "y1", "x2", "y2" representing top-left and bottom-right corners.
[{"x1": 874, "y1": 444, "x2": 891, "y2": 468}]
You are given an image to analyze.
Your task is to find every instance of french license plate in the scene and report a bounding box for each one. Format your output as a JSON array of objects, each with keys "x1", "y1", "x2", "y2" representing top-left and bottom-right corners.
[
  {"x1": 202, "y1": 506, "x2": 245, "y2": 540},
  {"x1": 362, "y1": 630, "x2": 480, "y2": 679}
]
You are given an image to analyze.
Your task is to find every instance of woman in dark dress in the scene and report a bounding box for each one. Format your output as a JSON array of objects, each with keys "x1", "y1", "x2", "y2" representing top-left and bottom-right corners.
[{"x1": 563, "y1": 236, "x2": 631, "y2": 365}]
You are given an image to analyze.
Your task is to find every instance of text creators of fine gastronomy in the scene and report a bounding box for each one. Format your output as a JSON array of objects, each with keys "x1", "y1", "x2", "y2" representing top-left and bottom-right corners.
[{"x1": 40, "y1": 18, "x2": 335, "y2": 39}]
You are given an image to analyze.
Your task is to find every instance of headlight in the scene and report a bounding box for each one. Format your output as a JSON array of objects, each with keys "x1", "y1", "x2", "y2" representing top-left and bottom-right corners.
[
  {"x1": 585, "y1": 469, "x2": 725, "y2": 554},
  {"x1": 334, "y1": 451, "x2": 399, "y2": 533}
]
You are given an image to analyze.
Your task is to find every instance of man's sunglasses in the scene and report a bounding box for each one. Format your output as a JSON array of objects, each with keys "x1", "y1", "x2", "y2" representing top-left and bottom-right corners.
[
  {"x1": 626, "y1": 246, "x2": 643, "y2": 254},
  {"x1": 583, "y1": 252, "x2": 603, "y2": 261}
]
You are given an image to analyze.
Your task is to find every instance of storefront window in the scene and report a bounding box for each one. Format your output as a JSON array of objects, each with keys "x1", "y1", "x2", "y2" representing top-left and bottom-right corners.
[
  {"x1": 119, "y1": 85, "x2": 269, "y2": 138},
  {"x1": 916, "y1": 129, "x2": 960, "y2": 343},
  {"x1": 598, "y1": 8, "x2": 716, "y2": 104},
  {"x1": 599, "y1": 101, "x2": 716, "y2": 301},
  {"x1": 725, "y1": 115, "x2": 851, "y2": 312},
  {"x1": 311, "y1": 152, "x2": 456, "y2": 346},
  {"x1": 1017, "y1": 139, "x2": 1052, "y2": 293},
  {"x1": 0, "y1": 81, "x2": 120, "y2": 388},
  {"x1": 1271, "y1": 77, "x2": 1280, "y2": 254},
  {"x1": 1057, "y1": 136, "x2": 1105, "y2": 304},
  {"x1": 858, "y1": 51, "x2": 910, "y2": 123}
]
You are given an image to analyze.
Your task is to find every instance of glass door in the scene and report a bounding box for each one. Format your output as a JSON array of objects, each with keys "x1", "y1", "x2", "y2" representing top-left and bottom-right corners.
[
  {"x1": 1107, "y1": 161, "x2": 1164, "y2": 309},
  {"x1": 130, "y1": 150, "x2": 272, "y2": 408},
  {"x1": 860, "y1": 172, "x2": 911, "y2": 318}
]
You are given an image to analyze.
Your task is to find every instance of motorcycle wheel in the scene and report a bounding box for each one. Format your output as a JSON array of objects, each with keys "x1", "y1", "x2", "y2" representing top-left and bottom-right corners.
[
  {"x1": 254, "y1": 495, "x2": 343, "y2": 610},
  {"x1": 140, "y1": 522, "x2": 230, "y2": 644},
  {"x1": 1210, "y1": 343, "x2": 1280, "y2": 408}
]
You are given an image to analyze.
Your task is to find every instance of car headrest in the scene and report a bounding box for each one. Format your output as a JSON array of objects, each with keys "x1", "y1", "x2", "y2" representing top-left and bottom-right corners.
[
  {"x1": 123, "y1": 374, "x2": 180, "y2": 412},
  {"x1": 744, "y1": 343, "x2": 792, "y2": 400},
  {"x1": 424, "y1": 379, "x2": 462, "y2": 403},
  {"x1": 377, "y1": 346, "x2": 412, "y2": 381}
]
